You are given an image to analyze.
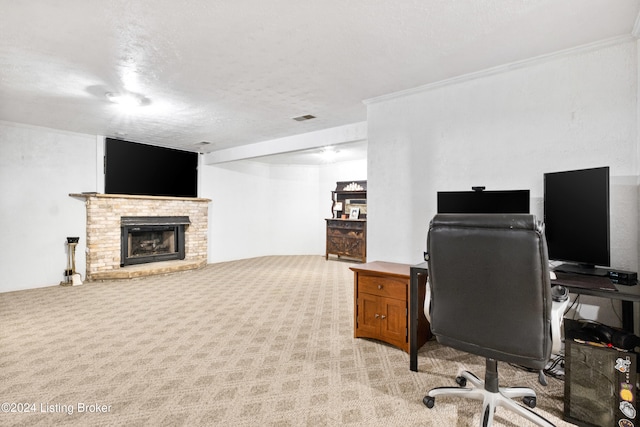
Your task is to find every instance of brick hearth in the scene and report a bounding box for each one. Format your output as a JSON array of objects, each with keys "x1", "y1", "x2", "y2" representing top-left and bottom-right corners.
[{"x1": 71, "y1": 193, "x2": 210, "y2": 280}]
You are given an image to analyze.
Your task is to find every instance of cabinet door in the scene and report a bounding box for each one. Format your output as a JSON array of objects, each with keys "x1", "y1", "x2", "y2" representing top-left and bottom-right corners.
[
  {"x1": 343, "y1": 235, "x2": 364, "y2": 258},
  {"x1": 380, "y1": 296, "x2": 407, "y2": 345},
  {"x1": 327, "y1": 235, "x2": 345, "y2": 254},
  {"x1": 357, "y1": 293, "x2": 380, "y2": 336}
]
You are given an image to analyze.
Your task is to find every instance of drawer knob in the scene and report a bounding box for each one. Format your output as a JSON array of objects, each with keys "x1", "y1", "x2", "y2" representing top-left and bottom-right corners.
[
  {"x1": 377, "y1": 285, "x2": 383, "y2": 290},
  {"x1": 380, "y1": 315, "x2": 386, "y2": 320},
  {"x1": 374, "y1": 314, "x2": 380, "y2": 318}
]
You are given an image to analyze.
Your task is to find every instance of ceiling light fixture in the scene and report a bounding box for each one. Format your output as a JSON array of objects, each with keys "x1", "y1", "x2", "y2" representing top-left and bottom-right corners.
[
  {"x1": 320, "y1": 146, "x2": 339, "y2": 163},
  {"x1": 105, "y1": 92, "x2": 144, "y2": 108}
]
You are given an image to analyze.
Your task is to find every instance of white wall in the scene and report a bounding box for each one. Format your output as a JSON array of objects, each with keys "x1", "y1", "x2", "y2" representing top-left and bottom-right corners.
[
  {"x1": 0, "y1": 121, "x2": 97, "y2": 292},
  {"x1": 201, "y1": 157, "x2": 366, "y2": 263},
  {"x1": 366, "y1": 40, "x2": 639, "y2": 326},
  {"x1": 367, "y1": 40, "x2": 638, "y2": 267},
  {"x1": 201, "y1": 161, "x2": 320, "y2": 262}
]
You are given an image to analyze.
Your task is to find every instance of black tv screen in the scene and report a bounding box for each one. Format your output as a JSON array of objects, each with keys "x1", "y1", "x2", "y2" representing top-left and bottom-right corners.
[
  {"x1": 437, "y1": 190, "x2": 530, "y2": 214},
  {"x1": 105, "y1": 138, "x2": 198, "y2": 198},
  {"x1": 544, "y1": 166, "x2": 610, "y2": 273}
]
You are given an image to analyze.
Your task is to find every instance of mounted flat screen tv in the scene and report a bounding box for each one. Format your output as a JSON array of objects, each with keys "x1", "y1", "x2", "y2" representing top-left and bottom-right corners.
[
  {"x1": 437, "y1": 189, "x2": 530, "y2": 214},
  {"x1": 544, "y1": 166, "x2": 610, "y2": 275},
  {"x1": 105, "y1": 138, "x2": 198, "y2": 198}
]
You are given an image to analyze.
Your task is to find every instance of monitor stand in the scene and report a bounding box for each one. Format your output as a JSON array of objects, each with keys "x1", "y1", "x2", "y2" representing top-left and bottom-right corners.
[{"x1": 554, "y1": 263, "x2": 609, "y2": 277}]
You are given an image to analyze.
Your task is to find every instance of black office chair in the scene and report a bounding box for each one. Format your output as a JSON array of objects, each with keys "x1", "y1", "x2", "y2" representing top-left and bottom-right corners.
[{"x1": 423, "y1": 214, "x2": 561, "y2": 427}]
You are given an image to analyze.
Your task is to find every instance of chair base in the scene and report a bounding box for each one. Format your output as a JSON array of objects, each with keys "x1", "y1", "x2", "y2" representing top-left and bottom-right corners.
[{"x1": 424, "y1": 368, "x2": 555, "y2": 427}]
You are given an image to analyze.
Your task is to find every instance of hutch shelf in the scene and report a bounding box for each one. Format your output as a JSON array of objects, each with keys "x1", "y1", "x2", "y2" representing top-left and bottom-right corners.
[{"x1": 325, "y1": 180, "x2": 367, "y2": 263}]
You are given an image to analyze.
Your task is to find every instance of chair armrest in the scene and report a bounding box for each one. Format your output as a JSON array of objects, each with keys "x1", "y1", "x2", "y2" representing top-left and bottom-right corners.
[
  {"x1": 424, "y1": 279, "x2": 431, "y2": 323},
  {"x1": 550, "y1": 289, "x2": 569, "y2": 354}
]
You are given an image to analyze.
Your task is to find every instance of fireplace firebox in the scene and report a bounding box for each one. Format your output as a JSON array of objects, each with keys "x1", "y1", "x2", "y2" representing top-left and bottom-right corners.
[{"x1": 120, "y1": 216, "x2": 190, "y2": 267}]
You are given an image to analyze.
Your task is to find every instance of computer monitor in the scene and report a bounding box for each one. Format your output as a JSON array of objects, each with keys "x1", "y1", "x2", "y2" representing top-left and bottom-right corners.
[
  {"x1": 543, "y1": 166, "x2": 610, "y2": 276},
  {"x1": 437, "y1": 189, "x2": 530, "y2": 214}
]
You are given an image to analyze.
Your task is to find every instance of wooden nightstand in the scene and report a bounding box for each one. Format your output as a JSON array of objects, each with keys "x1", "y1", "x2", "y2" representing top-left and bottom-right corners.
[{"x1": 351, "y1": 261, "x2": 430, "y2": 352}]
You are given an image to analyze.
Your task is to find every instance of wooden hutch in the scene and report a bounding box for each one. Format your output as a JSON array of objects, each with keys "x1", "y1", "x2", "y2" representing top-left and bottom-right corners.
[{"x1": 325, "y1": 180, "x2": 367, "y2": 263}]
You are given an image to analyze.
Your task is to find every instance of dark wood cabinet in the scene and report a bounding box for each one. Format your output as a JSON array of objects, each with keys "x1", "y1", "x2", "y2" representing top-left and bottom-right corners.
[
  {"x1": 325, "y1": 219, "x2": 366, "y2": 263},
  {"x1": 326, "y1": 180, "x2": 366, "y2": 263}
]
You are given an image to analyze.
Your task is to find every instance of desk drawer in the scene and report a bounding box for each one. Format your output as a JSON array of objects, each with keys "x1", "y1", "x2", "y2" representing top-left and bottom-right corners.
[{"x1": 358, "y1": 275, "x2": 406, "y2": 300}]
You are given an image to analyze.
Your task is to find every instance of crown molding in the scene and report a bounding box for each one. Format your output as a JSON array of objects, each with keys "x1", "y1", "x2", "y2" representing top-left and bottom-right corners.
[{"x1": 364, "y1": 35, "x2": 635, "y2": 106}]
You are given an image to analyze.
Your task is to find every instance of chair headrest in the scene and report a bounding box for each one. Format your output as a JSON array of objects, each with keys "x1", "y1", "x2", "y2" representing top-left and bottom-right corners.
[{"x1": 430, "y1": 213, "x2": 542, "y2": 233}]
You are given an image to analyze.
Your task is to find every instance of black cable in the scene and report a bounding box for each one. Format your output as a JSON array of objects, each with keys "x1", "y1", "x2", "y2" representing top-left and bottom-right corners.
[
  {"x1": 610, "y1": 298, "x2": 623, "y2": 324},
  {"x1": 508, "y1": 355, "x2": 565, "y2": 381},
  {"x1": 566, "y1": 294, "x2": 580, "y2": 318}
]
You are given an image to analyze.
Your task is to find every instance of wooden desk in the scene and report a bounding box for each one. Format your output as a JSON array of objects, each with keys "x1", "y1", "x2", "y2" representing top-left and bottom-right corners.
[
  {"x1": 408, "y1": 263, "x2": 640, "y2": 372},
  {"x1": 351, "y1": 261, "x2": 430, "y2": 353},
  {"x1": 409, "y1": 262, "x2": 429, "y2": 371},
  {"x1": 552, "y1": 272, "x2": 640, "y2": 332}
]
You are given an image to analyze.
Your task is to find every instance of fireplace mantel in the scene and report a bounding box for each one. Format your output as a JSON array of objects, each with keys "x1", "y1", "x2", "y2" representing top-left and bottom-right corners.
[
  {"x1": 71, "y1": 193, "x2": 210, "y2": 280},
  {"x1": 70, "y1": 193, "x2": 211, "y2": 203}
]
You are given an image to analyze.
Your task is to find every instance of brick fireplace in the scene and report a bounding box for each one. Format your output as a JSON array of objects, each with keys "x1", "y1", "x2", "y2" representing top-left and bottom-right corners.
[{"x1": 71, "y1": 193, "x2": 210, "y2": 280}]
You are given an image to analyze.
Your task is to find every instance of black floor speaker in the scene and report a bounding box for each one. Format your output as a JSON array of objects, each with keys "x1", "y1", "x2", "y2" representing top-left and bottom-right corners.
[{"x1": 564, "y1": 338, "x2": 637, "y2": 427}]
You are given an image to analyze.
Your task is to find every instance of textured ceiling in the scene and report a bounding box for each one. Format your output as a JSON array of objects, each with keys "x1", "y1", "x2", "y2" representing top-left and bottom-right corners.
[{"x1": 1, "y1": 0, "x2": 639, "y2": 163}]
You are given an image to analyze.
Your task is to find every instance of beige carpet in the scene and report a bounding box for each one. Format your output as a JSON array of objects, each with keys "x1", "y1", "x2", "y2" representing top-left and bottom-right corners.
[{"x1": 0, "y1": 255, "x2": 574, "y2": 426}]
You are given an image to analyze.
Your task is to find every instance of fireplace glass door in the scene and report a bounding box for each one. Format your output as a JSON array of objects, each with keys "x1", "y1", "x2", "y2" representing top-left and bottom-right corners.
[
  {"x1": 120, "y1": 216, "x2": 188, "y2": 267},
  {"x1": 128, "y1": 227, "x2": 176, "y2": 258}
]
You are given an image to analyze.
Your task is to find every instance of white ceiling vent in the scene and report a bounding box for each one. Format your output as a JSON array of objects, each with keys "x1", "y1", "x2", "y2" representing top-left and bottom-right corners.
[
  {"x1": 194, "y1": 141, "x2": 215, "y2": 152},
  {"x1": 292, "y1": 114, "x2": 316, "y2": 122}
]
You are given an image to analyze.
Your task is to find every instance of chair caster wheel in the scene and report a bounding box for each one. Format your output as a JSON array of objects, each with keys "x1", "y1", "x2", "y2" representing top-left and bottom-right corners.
[
  {"x1": 455, "y1": 376, "x2": 467, "y2": 387},
  {"x1": 523, "y1": 396, "x2": 536, "y2": 408},
  {"x1": 423, "y1": 396, "x2": 435, "y2": 409}
]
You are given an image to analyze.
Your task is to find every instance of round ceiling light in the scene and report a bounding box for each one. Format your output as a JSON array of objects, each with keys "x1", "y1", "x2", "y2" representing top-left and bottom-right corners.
[{"x1": 105, "y1": 92, "x2": 144, "y2": 107}]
